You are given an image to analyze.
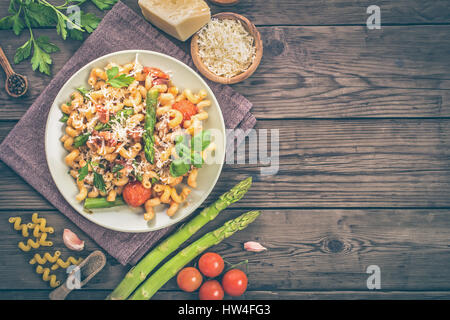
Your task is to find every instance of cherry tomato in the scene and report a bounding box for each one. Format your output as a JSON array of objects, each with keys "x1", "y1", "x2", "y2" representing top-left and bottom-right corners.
[
  {"x1": 172, "y1": 100, "x2": 198, "y2": 121},
  {"x1": 122, "y1": 181, "x2": 152, "y2": 207},
  {"x1": 177, "y1": 267, "x2": 203, "y2": 292},
  {"x1": 142, "y1": 67, "x2": 170, "y2": 79},
  {"x1": 199, "y1": 280, "x2": 224, "y2": 300},
  {"x1": 198, "y1": 252, "x2": 224, "y2": 278},
  {"x1": 222, "y1": 269, "x2": 248, "y2": 297}
]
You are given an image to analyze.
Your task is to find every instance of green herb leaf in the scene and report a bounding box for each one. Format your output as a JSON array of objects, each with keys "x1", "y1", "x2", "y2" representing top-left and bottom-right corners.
[
  {"x1": 106, "y1": 66, "x2": 119, "y2": 79},
  {"x1": 93, "y1": 172, "x2": 106, "y2": 193},
  {"x1": 112, "y1": 164, "x2": 124, "y2": 173},
  {"x1": 91, "y1": 0, "x2": 119, "y2": 11},
  {"x1": 24, "y1": 2, "x2": 56, "y2": 27},
  {"x1": 191, "y1": 152, "x2": 204, "y2": 168},
  {"x1": 68, "y1": 11, "x2": 100, "y2": 40},
  {"x1": 59, "y1": 113, "x2": 69, "y2": 123},
  {"x1": 8, "y1": 0, "x2": 19, "y2": 14},
  {"x1": 108, "y1": 74, "x2": 136, "y2": 88},
  {"x1": 0, "y1": 15, "x2": 14, "y2": 30},
  {"x1": 36, "y1": 36, "x2": 59, "y2": 54},
  {"x1": 80, "y1": 12, "x2": 100, "y2": 33},
  {"x1": 68, "y1": 28, "x2": 84, "y2": 41},
  {"x1": 12, "y1": 13, "x2": 25, "y2": 36},
  {"x1": 14, "y1": 37, "x2": 32, "y2": 64},
  {"x1": 191, "y1": 130, "x2": 211, "y2": 152},
  {"x1": 55, "y1": 13, "x2": 68, "y2": 40},
  {"x1": 31, "y1": 39, "x2": 52, "y2": 75},
  {"x1": 77, "y1": 86, "x2": 90, "y2": 97},
  {"x1": 73, "y1": 133, "x2": 90, "y2": 148},
  {"x1": 106, "y1": 66, "x2": 135, "y2": 88},
  {"x1": 170, "y1": 159, "x2": 191, "y2": 177},
  {"x1": 169, "y1": 160, "x2": 190, "y2": 178},
  {"x1": 78, "y1": 162, "x2": 89, "y2": 181}
]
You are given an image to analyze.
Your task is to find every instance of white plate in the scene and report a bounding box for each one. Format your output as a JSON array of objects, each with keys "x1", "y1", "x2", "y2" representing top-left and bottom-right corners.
[{"x1": 45, "y1": 50, "x2": 225, "y2": 233}]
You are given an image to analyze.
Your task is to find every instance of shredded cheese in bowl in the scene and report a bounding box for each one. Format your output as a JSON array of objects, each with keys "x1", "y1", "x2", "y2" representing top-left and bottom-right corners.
[{"x1": 196, "y1": 18, "x2": 256, "y2": 78}]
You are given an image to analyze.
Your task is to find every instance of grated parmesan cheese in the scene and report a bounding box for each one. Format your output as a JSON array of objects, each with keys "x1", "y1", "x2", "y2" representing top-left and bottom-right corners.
[{"x1": 197, "y1": 18, "x2": 256, "y2": 78}]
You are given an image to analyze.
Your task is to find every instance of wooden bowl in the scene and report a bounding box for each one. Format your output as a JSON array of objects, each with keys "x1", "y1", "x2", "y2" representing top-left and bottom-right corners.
[
  {"x1": 191, "y1": 12, "x2": 263, "y2": 85},
  {"x1": 208, "y1": 0, "x2": 240, "y2": 5}
]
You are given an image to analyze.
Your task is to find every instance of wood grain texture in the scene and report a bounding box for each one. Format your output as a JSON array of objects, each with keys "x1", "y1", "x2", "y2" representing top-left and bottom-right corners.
[
  {"x1": 1, "y1": 0, "x2": 450, "y2": 26},
  {"x1": 1, "y1": 0, "x2": 449, "y2": 300},
  {"x1": 1, "y1": 119, "x2": 449, "y2": 209},
  {"x1": 1, "y1": 209, "x2": 449, "y2": 292},
  {"x1": 1, "y1": 290, "x2": 450, "y2": 300},
  {"x1": 1, "y1": 25, "x2": 450, "y2": 119}
]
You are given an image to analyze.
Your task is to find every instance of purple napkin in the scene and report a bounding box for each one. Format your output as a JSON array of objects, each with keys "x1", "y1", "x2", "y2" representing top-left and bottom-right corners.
[{"x1": 0, "y1": 1, "x2": 256, "y2": 265}]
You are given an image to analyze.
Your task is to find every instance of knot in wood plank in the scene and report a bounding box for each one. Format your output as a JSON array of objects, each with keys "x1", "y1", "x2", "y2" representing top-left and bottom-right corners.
[
  {"x1": 320, "y1": 236, "x2": 351, "y2": 254},
  {"x1": 265, "y1": 39, "x2": 285, "y2": 56}
]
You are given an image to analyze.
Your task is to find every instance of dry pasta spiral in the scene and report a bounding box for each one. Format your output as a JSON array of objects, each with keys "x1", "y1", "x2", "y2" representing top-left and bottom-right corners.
[
  {"x1": 29, "y1": 251, "x2": 61, "y2": 265},
  {"x1": 8, "y1": 217, "x2": 32, "y2": 237},
  {"x1": 18, "y1": 239, "x2": 40, "y2": 252},
  {"x1": 36, "y1": 265, "x2": 60, "y2": 288},
  {"x1": 51, "y1": 257, "x2": 83, "y2": 270}
]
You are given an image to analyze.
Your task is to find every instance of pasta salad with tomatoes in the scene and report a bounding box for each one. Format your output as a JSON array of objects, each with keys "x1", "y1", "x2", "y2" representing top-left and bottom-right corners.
[{"x1": 60, "y1": 58, "x2": 214, "y2": 221}]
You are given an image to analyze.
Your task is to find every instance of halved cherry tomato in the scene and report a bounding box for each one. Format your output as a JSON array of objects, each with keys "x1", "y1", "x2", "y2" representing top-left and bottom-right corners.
[
  {"x1": 142, "y1": 67, "x2": 170, "y2": 79},
  {"x1": 172, "y1": 100, "x2": 198, "y2": 121},
  {"x1": 177, "y1": 267, "x2": 203, "y2": 292},
  {"x1": 222, "y1": 269, "x2": 248, "y2": 297},
  {"x1": 199, "y1": 280, "x2": 224, "y2": 300},
  {"x1": 198, "y1": 252, "x2": 224, "y2": 278},
  {"x1": 122, "y1": 181, "x2": 152, "y2": 207}
]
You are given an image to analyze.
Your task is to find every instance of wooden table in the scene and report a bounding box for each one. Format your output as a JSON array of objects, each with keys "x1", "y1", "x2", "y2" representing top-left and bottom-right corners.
[{"x1": 1, "y1": 0, "x2": 450, "y2": 300}]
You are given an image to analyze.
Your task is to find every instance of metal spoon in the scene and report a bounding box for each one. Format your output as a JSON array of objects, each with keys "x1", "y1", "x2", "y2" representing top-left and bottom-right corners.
[{"x1": 0, "y1": 46, "x2": 28, "y2": 98}]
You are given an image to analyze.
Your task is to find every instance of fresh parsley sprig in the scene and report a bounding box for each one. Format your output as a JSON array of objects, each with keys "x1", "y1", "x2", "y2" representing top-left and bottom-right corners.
[
  {"x1": 78, "y1": 161, "x2": 89, "y2": 181},
  {"x1": 78, "y1": 160, "x2": 107, "y2": 193},
  {"x1": 93, "y1": 171, "x2": 106, "y2": 193},
  {"x1": 0, "y1": 0, "x2": 118, "y2": 75},
  {"x1": 106, "y1": 66, "x2": 135, "y2": 88}
]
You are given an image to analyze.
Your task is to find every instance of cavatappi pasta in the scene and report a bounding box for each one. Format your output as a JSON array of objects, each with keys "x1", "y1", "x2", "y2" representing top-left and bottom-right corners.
[
  {"x1": 10, "y1": 213, "x2": 55, "y2": 251},
  {"x1": 29, "y1": 251, "x2": 61, "y2": 265},
  {"x1": 35, "y1": 265, "x2": 60, "y2": 288},
  {"x1": 50, "y1": 257, "x2": 83, "y2": 271},
  {"x1": 60, "y1": 57, "x2": 214, "y2": 220},
  {"x1": 8, "y1": 217, "x2": 32, "y2": 237}
]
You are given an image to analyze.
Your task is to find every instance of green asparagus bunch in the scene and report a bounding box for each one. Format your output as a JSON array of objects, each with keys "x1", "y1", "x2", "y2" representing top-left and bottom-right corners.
[
  {"x1": 143, "y1": 89, "x2": 158, "y2": 164},
  {"x1": 130, "y1": 210, "x2": 261, "y2": 300},
  {"x1": 106, "y1": 177, "x2": 253, "y2": 300}
]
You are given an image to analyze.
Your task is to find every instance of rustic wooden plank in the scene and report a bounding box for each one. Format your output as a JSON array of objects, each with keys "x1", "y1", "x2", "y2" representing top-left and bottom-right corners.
[
  {"x1": 1, "y1": 25, "x2": 450, "y2": 120},
  {"x1": 1, "y1": 289, "x2": 450, "y2": 300},
  {"x1": 1, "y1": 208, "x2": 450, "y2": 292},
  {"x1": 1, "y1": 119, "x2": 450, "y2": 209},
  {"x1": 1, "y1": 0, "x2": 450, "y2": 26}
]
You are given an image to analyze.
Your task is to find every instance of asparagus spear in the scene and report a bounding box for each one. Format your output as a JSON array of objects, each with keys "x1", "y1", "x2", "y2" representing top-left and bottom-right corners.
[
  {"x1": 130, "y1": 210, "x2": 261, "y2": 300},
  {"x1": 106, "y1": 177, "x2": 252, "y2": 300},
  {"x1": 143, "y1": 89, "x2": 159, "y2": 164},
  {"x1": 84, "y1": 197, "x2": 125, "y2": 209}
]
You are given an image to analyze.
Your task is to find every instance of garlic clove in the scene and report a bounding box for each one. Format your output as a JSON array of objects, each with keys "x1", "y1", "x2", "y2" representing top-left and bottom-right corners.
[
  {"x1": 244, "y1": 241, "x2": 267, "y2": 252},
  {"x1": 63, "y1": 228, "x2": 85, "y2": 251}
]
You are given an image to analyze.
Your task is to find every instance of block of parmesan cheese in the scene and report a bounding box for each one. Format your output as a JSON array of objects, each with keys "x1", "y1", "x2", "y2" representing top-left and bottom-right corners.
[{"x1": 138, "y1": 0, "x2": 211, "y2": 41}]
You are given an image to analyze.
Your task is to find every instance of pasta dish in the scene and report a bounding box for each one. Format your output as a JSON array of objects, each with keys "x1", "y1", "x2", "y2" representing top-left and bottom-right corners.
[{"x1": 59, "y1": 58, "x2": 214, "y2": 221}]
